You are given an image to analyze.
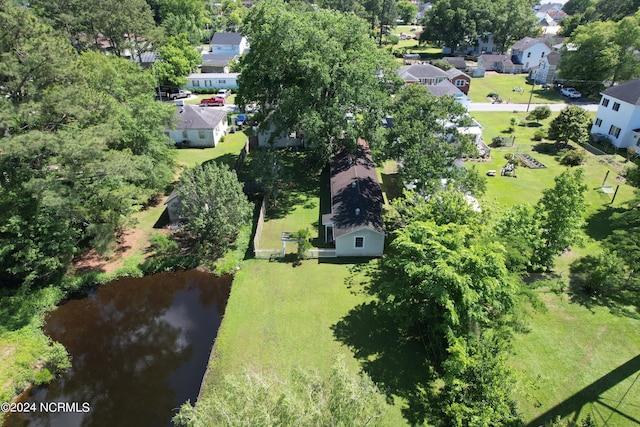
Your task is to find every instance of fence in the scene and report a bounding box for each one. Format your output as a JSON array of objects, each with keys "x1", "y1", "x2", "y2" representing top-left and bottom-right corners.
[
  {"x1": 306, "y1": 248, "x2": 337, "y2": 258},
  {"x1": 253, "y1": 196, "x2": 267, "y2": 257},
  {"x1": 254, "y1": 248, "x2": 285, "y2": 259},
  {"x1": 234, "y1": 139, "x2": 250, "y2": 172}
]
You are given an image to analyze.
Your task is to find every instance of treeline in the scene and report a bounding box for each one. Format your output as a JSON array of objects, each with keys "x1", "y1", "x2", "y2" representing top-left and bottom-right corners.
[{"x1": 0, "y1": 1, "x2": 176, "y2": 289}]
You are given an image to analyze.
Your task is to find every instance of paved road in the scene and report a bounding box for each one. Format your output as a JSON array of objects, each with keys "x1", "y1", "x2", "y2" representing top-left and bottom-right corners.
[{"x1": 469, "y1": 101, "x2": 599, "y2": 112}]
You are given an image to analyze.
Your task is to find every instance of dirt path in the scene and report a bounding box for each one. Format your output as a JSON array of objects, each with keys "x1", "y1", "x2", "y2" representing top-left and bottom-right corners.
[{"x1": 72, "y1": 228, "x2": 150, "y2": 274}]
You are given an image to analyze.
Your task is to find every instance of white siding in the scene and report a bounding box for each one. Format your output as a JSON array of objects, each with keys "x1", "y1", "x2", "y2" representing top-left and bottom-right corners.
[
  {"x1": 185, "y1": 73, "x2": 239, "y2": 90},
  {"x1": 335, "y1": 228, "x2": 385, "y2": 257},
  {"x1": 591, "y1": 96, "x2": 640, "y2": 148}
]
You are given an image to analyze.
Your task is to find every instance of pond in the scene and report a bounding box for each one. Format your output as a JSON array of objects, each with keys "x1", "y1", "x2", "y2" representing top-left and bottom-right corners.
[{"x1": 3, "y1": 270, "x2": 231, "y2": 427}]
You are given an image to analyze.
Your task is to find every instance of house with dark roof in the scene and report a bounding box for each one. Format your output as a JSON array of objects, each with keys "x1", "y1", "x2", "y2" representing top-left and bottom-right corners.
[
  {"x1": 166, "y1": 105, "x2": 228, "y2": 148},
  {"x1": 535, "y1": 51, "x2": 560, "y2": 84},
  {"x1": 397, "y1": 64, "x2": 471, "y2": 107},
  {"x1": 210, "y1": 32, "x2": 249, "y2": 55},
  {"x1": 200, "y1": 54, "x2": 238, "y2": 73},
  {"x1": 322, "y1": 139, "x2": 385, "y2": 257},
  {"x1": 510, "y1": 37, "x2": 552, "y2": 71},
  {"x1": 443, "y1": 57, "x2": 467, "y2": 71},
  {"x1": 477, "y1": 54, "x2": 521, "y2": 74},
  {"x1": 591, "y1": 79, "x2": 640, "y2": 149}
]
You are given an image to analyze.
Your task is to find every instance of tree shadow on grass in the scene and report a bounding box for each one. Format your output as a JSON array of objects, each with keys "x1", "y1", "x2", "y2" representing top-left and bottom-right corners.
[
  {"x1": 332, "y1": 301, "x2": 437, "y2": 425},
  {"x1": 584, "y1": 206, "x2": 626, "y2": 241}
]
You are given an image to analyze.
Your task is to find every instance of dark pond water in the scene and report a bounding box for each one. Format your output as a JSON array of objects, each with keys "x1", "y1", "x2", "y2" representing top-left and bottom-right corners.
[{"x1": 3, "y1": 270, "x2": 231, "y2": 427}]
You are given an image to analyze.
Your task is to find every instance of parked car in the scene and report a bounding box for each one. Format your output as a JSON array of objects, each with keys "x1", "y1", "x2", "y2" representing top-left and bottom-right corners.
[
  {"x1": 200, "y1": 96, "x2": 225, "y2": 106},
  {"x1": 561, "y1": 87, "x2": 581, "y2": 98},
  {"x1": 216, "y1": 89, "x2": 231, "y2": 98},
  {"x1": 235, "y1": 113, "x2": 248, "y2": 127},
  {"x1": 168, "y1": 89, "x2": 192, "y2": 100}
]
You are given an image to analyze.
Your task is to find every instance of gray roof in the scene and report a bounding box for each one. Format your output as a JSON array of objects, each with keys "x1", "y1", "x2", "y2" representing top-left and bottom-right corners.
[
  {"x1": 511, "y1": 37, "x2": 550, "y2": 52},
  {"x1": 480, "y1": 54, "x2": 514, "y2": 66},
  {"x1": 201, "y1": 54, "x2": 238, "y2": 67},
  {"x1": 172, "y1": 105, "x2": 227, "y2": 130},
  {"x1": 545, "y1": 51, "x2": 561, "y2": 66},
  {"x1": 602, "y1": 79, "x2": 640, "y2": 106},
  {"x1": 210, "y1": 32, "x2": 244, "y2": 46},
  {"x1": 136, "y1": 51, "x2": 158, "y2": 64},
  {"x1": 397, "y1": 64, "x2": 449, "y2": 82},
  {"x1": 323, "y1": 139, "x2": 384, "y2": 238},
  {"x1": 427, "y1": 80, "x2": 463, "y2": 97},
  {"x1": 444, "y1": 68, "x2": 470, "y2": 80},
  {"x1": 443, "y1": 56, "x2": 466, "y2": 69}
]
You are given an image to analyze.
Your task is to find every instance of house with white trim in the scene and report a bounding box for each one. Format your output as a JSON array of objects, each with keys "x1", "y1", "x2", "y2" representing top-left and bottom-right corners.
[
  {"x1": 210, "y1": 32, "x2": 249, "y2": 55},
  {"x1": 322, "y1": 139, "x2": 385, "y2": 257},
  {"x1": 184, "y1": 73, "x2": 239, "y2": 90},
  {"x1": 510, "y1": 37, "x2": 552, "y2": 72},
  {"x1": 591, "y1": 78, "x2": 640, "y2": 149},
  {"x1": 535, "y1": 51, "x2": 560, "y2": 84},
  {"x1": 166, "y1": 105, "x2": 228, "y2": 148}
]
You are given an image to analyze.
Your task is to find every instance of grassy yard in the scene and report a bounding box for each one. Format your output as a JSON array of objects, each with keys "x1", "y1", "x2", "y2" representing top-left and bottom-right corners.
[
  {"x1": 511, "y1": 288, "x2": 640, "y2": 426},
  {"x1": 468, "y1": 73, "x2": 566, "y2": 104},
  {"x1": 199, "y1": 258, "x2": 406, "y2": 426}
]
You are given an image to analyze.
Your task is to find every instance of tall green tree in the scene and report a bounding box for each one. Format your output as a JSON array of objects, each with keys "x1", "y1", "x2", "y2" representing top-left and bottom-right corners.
[
  {"x1": 386, "y1": 84, "x2": 481, "y2": 196},
  {"x1": 238, "y1": 0, "x2": 396, "y2": 166},
  {"x1": 491, "y1": 0, "x2": 540, "y2": 54},
  {"x1": 155, "y1": 34, "x2": 201, "y2": 88},
  {"x1": 396, "y1": 1, "x2": 417, "y2": 24},
  {"x1": 533, "y1": 168, "x2": 588, "y2": 269},
  {"x1": 547, "y1": 106, "x2": 592, "y2": 150},
  {"x1": 176, "y1": 162, "x2": 252, "y2": 255}
]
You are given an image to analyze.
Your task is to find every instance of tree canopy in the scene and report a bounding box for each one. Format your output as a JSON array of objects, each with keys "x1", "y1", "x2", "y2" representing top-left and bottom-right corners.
[
  {"x1": 237, "y1": 0, "x2": 397, "y2": 166},
  {"x1": 176, "y1": 162, "x2": 252, "y2": 256},
  {"x1": 0, "y1": 2, "x2": 176, "y2": 289},
  {"x1": 385, "y1": 84, "x2": 483, "y2": 196},
  {"x1": 547, "y1": 106, "x2": 592, "y2": 149}
]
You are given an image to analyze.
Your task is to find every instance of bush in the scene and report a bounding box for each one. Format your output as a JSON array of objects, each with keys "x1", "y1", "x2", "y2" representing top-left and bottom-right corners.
[
  {"x1": 492, "y1": 136, "x2": 510, "y2": 147},
  {"x1": 558, "y1": 149, "x2": 585, "y2": 166},
  {"x1": 533, "y1": 129, "x2": 546, "y2": 141},
  {"x1": 487, "y1": 92, "x2": 499, "y2": 99}
]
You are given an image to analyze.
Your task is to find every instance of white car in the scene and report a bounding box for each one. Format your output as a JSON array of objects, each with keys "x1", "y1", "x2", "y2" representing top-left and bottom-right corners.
[
  {"x1": 216, "y1": 89, "x2": 231, "y2": 98},
  {"x1": 561, "y1": 87, "x2": 581, "y2": 99}
]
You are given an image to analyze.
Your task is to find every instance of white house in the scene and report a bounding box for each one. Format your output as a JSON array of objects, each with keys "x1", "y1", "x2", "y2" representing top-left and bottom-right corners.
[
  {"x1": 166, "y1": 105, "x2": 228, "y2": 148},
  {"x1": 426, "y1": 80, "x2": 472, "y2": 109},
  {"x1": 210, "y1": 32, "x2": 249, "y2": 55},
  {"x1": 184, "y1": 73, "x2": 239, "y2": 90},
  {"x1": 591, "y1": 78, "x2": 640, "y2": 149},
  {"x1": 535, "y1": 51, "x2": 560, "y2": 84},
  {"x1": 510, "y1": 37, "x2": 552, "y2": 71},
  {"x1": 322, "y1": 139, "x2": 385, "y2": 257},
  {"x1": 256, "y1": 123, "x2": 304, "y2": 148}
]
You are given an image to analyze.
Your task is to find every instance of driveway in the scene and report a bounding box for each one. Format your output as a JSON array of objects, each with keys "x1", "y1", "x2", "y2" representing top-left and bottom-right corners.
[{"x1": 469, "y1": 101, "x2": 599, "y2": 112}]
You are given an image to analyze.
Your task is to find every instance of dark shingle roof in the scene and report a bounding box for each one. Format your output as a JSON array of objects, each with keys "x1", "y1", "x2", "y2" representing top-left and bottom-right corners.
[
  {"x1": 511, "y1": 37, "x2": 550, "y2": 52},
  {"x1": 443, "y1": 56, "x2": 466, "y2": 69},
  {"x1": 323, "y1": 139, "x2": 384, "y2": 238},
  {"x1": 602, "y1": 79, "x2": 640, "y2": 106},
  {"x1": 210, "y1": 32, "x2": 244, "y2": 46},
  {"x1": 545, "y1": 51, "x2": 561, "y2": 66},
  {"x1": 201, "y1": 54, "x2": 238, "y2": 67},
  {"x1": 172, "y1": 105, "x2": 227, "y2": 130}
]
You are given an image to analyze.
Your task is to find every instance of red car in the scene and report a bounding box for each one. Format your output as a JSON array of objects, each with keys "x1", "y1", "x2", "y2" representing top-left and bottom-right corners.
[{"x1": 200, "y1": 96, "x2": 225, "y2": 106}]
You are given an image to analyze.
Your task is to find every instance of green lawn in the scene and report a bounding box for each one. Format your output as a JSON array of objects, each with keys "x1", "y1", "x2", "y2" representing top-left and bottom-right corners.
[
  {"x1": 172, "y1": 130, "x2": 247, "y2": 170},
  {"x1": 510, "y1": 288, "x2": 640, "y2": 426},
  {"x1": 199, "y1": 259, "x2": 406, "y2": 426},
  {"x1": 468, "y1": 73, "x2": 565, "y2": 104},
  {"x1": 254, "y1": 150, "x2": 323, "y2": 251}
]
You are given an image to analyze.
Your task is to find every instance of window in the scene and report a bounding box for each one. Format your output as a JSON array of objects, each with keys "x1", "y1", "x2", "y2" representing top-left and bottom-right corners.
[
  {"x1": 182, "y1": 130, "x2": 188, "y2": 139},
  {"x1": 613, "y1": 102, "x2": 620, "y2": 111},
  {"x1": 595, "y1": 118, "x2": 602, "y2": 127},
  {"x1": 602, "y1": 98, "x2": 609, "y2": 107},
  {"x1": 609, "y1": 125, "x2": 621, "y2": 138},
  {"x1": 218, "y1": 80, "x2": 226, "y2": 84},
  {"x1": 454, "y1": 79, "x2": 466, "y2": 87},
  {"x1": 354, "y1": 237, "x2": 364, "y2": 248},
  {"x1": 192, "y1": 80, "x2": 200, "y2": 87},
  {"x1": 198, "y1": 130, "x2": 205, "y2": 139}
]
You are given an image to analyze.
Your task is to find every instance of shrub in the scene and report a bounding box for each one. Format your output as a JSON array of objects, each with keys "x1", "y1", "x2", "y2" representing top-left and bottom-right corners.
[
  {"x1": 558, "y1": 149, "x2": 585, "y2": 166},
  {"x1": 533, "y1": 129, "x2": 546, "y2": 141},
  {"x1": 487, "y1": 92, "x2": 499, "y2": 99}
]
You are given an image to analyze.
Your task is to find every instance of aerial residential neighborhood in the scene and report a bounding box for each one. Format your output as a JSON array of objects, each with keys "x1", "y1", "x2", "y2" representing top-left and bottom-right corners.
[{"x1": 2, "y1": 0, "x2": 640, "y2": 426}]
